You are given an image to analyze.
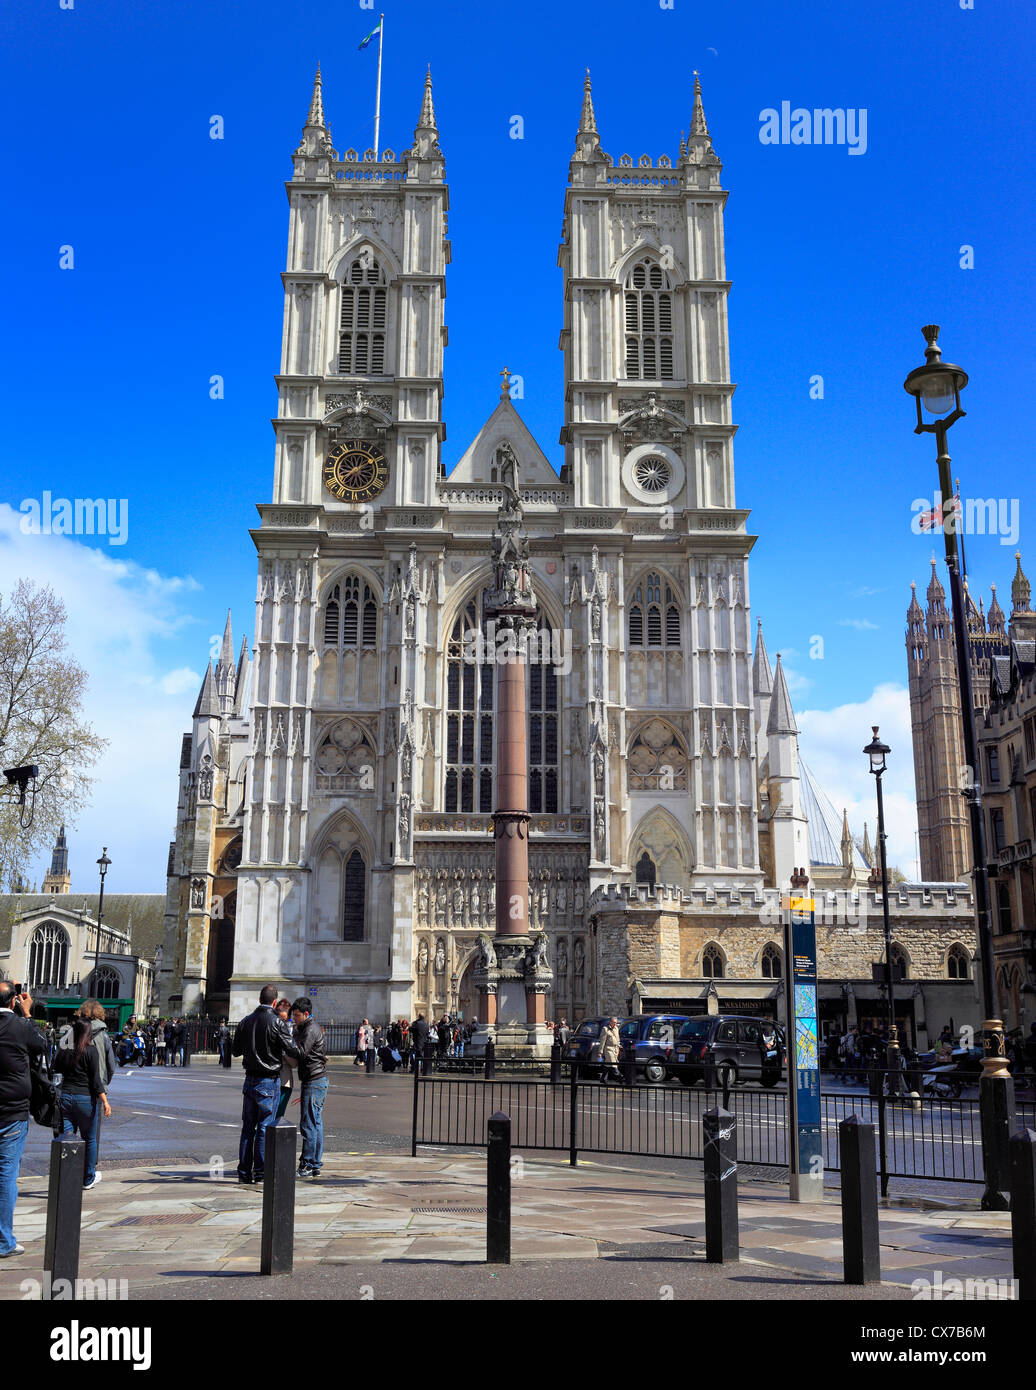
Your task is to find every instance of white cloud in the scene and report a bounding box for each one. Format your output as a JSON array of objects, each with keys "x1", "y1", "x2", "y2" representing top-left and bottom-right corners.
[
  {"x1": 797, "y1": 682, "x2": 920, "y2": 877},
  {"x1": 0, "y1": 505, "x2": 207, "y2": 893},
  {"x1": 838, "y1": 617, "x2": 879, "y2": 630}
]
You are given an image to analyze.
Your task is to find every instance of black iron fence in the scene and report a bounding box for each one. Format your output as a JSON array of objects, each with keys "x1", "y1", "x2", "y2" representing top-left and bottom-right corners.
[{"x1": 412, "y1": 1063, "x2": 1036, "y2": 1187}]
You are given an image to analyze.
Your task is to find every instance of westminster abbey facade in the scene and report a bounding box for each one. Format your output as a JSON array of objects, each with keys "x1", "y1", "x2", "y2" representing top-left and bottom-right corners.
[{"x1": 160, "y1": 68, "x2": 981, "y2": 1046}]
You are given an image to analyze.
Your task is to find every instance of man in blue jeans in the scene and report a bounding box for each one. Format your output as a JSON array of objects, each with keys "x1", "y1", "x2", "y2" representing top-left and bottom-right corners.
[
  {"x1": 0, "y1": 983, "x2": 46, "y2": 1257},
  {"x1": 289, "y1": 998, "x2": 328, "y2": 1177},
  {"x1": 232, "y1": 985, "x2": 300, "y2": 1184}
]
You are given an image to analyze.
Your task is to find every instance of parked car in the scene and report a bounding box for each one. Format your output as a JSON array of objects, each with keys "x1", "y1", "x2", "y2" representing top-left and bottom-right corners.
[
  {"x1": 564, "y1": 1015, "x2": 694, "y2": 1081},
  {"x1": 673, "y1": 1015, "x2": 785, "y2": 1088}
]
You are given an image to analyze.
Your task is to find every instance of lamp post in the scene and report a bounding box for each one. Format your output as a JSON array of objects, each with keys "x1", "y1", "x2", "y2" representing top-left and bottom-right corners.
[
  {"x1": 904, "y1": 326, "x2": 1014, "y2": 1209},
  {"x1": 863, "y1": 727, "x2": 901, "y2": 1096},
  {"x1": 94, "y1": 848, "x2": 111, "y2": 1000}
]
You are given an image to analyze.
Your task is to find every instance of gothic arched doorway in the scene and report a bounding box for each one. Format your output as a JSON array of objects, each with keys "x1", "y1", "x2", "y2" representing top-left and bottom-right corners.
[{"x1": 457, "y1": 955, "x2": 478, "y2": 1022}]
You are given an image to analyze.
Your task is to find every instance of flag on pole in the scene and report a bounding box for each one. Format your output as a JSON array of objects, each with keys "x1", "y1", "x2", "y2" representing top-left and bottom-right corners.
[
  {"x1": 916, "y1": 496, "x2": 962, "y2": 531},
  {"x1": 358, "y1": 18, "x2": 382, "y2": 50}
]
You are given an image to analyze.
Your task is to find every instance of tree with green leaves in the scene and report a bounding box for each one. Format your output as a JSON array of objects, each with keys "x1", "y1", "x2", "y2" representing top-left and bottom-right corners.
[{"x1": 0, "y1": 580, "x2": 106, "y2": 889}]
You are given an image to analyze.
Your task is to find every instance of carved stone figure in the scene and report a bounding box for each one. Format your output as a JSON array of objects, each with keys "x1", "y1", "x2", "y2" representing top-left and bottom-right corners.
[
  {"x1": 476, "y1": 932, "x2": 496, "y2": 972},
  {"x1": 557, "y1": 939, "x2": 568, "y2": 976},
  {"x1": 554, "y1": 871, "x2": 567, "y2": 914},
  {"x1": 594, "y1": 799, "x2": 606, "y2": 855},
  {"x1": 198, "y1": 755, "x2": 214, "y2": 801},
  {"x1": 470, "y1": 871, "x2": 482, "y2": 923},
  {"x1": 574, "y1": 881, "x2": 585, "y2": 916},
  {"x1": 573, "y1": 938, "x2": 585, "y2": 976},
  {"x1": 190, "y1": 878, "x2": 205, "y2": 910},
  {"x1": 526, "y1": 932, "x2": 551, "y2": 975},
  {"x1": 434, "y1": 938, "x2": 446, "y2": 973},
  {"x1": 418, "y1": 938, "x2": 429, "y2": 974},
  {"x1": 452, "y1": 872, "x2": 465, "y2": 925},
  {"x1": 591, "y1": 596, "x2": 601, "y2": 641}
]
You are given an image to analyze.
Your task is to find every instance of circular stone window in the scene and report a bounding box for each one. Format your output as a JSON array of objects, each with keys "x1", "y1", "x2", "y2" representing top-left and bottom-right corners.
[
  {"x1": 621, "y1": 443, "x2": 685, "y2": 505},
  {"x1": 632, "y1": 455, "x2": 671, "y2": 494}
]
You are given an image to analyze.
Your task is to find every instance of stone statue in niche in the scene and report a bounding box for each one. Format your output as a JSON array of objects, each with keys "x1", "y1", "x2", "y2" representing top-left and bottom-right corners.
[
  {"x1": 574, "y1": 882, "x2": 585, "y2": 916},
  {"x1": 198, "y1": 755, "x2": 214, "y2": 801},
  {"x1": 434, "y1": 938, "x2": 446, "y2": 974},
  {"x1": 470, "y1": 870, "x2": 482, "y2": 923},
  {"x1": 574, "y1": 938, "x2": 585, "y2": 976},
  {"x1": 557, "y1": 939, "x2": 568, "y2": 976},
  {"x1": 190, "y1": 878, "x2": 206, "y2": 910},
  {"x1": 554, "y1": 871, "x2": 567, "y2": 914},
  {"x1": 418, "y1": 939, "x2": 429, "y2": 975}
]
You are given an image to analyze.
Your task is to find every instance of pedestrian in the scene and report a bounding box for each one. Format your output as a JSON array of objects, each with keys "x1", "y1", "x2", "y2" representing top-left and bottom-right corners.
[
  {"x1": 232, "y1": 985, "x2": 300, "y2": 1184},
  {"x1": 289, "y1": 998, "x2": 328, "y2": 1177},
  {"x1": 599, "y1": 1017, "x2": 622, "y2": 1084},
  {"x1": 555, "y1": 1018, "x2": 571, "y2": 1047},
  {"x1": 353, "y1": 1018, "x2": 371, "y2": 1067},
  {"x1": 217, "y1": 1018, "x2": 233, "y2": 1068},
  {"x1": 0, "y1": 982, "x2": 47, "y2": 1256},
  {"x1": 409, "y1": 1012, "x2": 429, "y2": 1072},
  {"x1": 173, "y1": 1016, "x2": 186, "y2": 1068},
  {"x1": 54, "y1": 1017, "x2": 112, "y2": 1191},
  {"x1": 273, "y1": 999, "x2": 296, "y2": 1121},
  {"x1": 164, "y1": 1017, "x2": 175, "y2": 1066}
]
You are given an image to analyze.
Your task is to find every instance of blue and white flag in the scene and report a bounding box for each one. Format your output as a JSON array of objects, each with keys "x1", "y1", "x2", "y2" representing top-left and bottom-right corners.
[{"x1": 358, "y1": 18, "x2": 382, "y2": 50}]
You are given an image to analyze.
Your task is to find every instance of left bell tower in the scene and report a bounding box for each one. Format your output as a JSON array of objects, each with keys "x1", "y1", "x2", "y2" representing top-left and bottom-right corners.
[{"x1": 273, "y1": 64, "x2": 448, "y2": 512}]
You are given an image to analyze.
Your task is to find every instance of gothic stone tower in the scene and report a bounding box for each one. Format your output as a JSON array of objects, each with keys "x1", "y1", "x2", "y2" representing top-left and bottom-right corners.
[
  {"x1": 559, "y1": 73, "x2": 762, "y2": 899},
  {"x1": 906, "y1": 555, "x2": 1032, "y2": 884},
  {"x1": 228, "y1": 69, "x2": 448, "y2": 1018}
]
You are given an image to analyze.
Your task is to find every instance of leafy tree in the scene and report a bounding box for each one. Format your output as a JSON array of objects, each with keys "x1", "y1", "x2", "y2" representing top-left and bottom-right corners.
[{"x1": 0, "y1": 580, "x2": 106, "y2": 889}]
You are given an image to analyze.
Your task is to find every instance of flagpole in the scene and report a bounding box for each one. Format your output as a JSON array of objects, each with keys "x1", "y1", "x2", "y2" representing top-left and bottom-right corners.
[
  {"x1": 373, "y1": 13, "x2": 384, "y2": 160},
  {"x1": 955, "y1": 475, "x2": 968, "y2": 582}
]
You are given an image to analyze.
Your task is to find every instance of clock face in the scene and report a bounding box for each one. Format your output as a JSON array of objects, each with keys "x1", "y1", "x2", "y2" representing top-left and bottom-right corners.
[{"x1": 323, "y1": 439, "x2": 389, "y2": 502}]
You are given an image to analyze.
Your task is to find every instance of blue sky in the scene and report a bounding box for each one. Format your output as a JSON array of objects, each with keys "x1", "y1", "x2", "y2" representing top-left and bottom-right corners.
[{"x1": 1, "y1": 0, "x2": 1033, "y2": 889}]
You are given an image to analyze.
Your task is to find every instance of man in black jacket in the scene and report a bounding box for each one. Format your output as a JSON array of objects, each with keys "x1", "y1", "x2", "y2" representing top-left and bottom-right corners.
[
  {"x1": 0, "y1": 982, "x2": 45, "y2": 1257},
  {"x1": 289, "y1": 998, "x2": 328, "y2": 1177},
  {"x1": 232, "y1": 985, "x2": 300, "y2": 1184},
  {"x1": 409, "y1": 1013, "x2": 429, "y2": 1073}
]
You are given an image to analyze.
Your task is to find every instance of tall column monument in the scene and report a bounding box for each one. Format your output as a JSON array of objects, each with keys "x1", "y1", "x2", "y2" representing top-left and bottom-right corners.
[{"x1": 472, "y1": 443, "x2": 554, "y2": 1057}]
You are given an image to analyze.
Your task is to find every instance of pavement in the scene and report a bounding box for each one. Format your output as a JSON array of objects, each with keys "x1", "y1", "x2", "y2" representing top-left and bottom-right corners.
[{"x1": 1, "y1": 1146, "x2": 1017, "y2": 1302}]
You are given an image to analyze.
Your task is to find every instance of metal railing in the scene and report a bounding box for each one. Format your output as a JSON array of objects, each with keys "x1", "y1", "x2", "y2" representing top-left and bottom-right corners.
[{"x1": 412, "y1": 1062, "x2": 1036, "y2": 1187}]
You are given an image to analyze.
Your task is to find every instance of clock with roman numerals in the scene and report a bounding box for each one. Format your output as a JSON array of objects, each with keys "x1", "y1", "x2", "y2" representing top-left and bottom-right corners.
[{"x1": 322, "y1": 440, "x2": 389, "y2": 503}]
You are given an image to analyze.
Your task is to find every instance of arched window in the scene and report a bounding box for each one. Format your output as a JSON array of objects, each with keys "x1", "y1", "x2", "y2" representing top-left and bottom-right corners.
[
  {"x1": 635, "y1": 851, "x2": 656, "y2": 890},
  {"x1": 324, "y1": 575, "x2": 378, "y2": 649},
  {"x1": 89, "y1": 966, "x2": 120, "y2": 1000},
  {"x1": 28, "y1": 922, "x2": 70, "y2": 990},
  {"x1": 343, "y1": 849, "x2": 366, "y2": 941},
  {"x1": 628, "y1": 573, "x2": 681, "y2": 649},
  {"x1": 889, "y1": 944, "x2": 908, "y2": 981},
  {"x1": 628, "y1": 720, "x2": 688, "y2": 791},
  {"x1": 623, "y1": 260, "x2": 675, "y2": 381},
  {"x1": 761, "y1": 944, "x2": 782, "y2": 979},
  {"x1": 338, "y1": 254, "x2": 387, "y2": 375},
  {"x1": 947, "y1": 945, "x2": 970, "y2": 980},
  {"x1": 444, "y1": 591, "x2": 560, "y2": 814},
  {"x1": 702, "y1": 943, "x2": 724, "y2": 979}
]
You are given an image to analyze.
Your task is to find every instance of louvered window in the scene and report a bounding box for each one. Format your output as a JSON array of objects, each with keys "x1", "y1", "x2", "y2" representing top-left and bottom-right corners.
[
  {"x1": 622, "y1": 259, "x2": 676, "y2": 381},
  {"x1": 338, "y1": 254, "x2": 388, "y2": 375},
  {"x1": 323, "y1": 575, "x2": 378, "y2": 649},
  {"x1": 629, "y1": 574, "x2": 682, "y2": 649}
]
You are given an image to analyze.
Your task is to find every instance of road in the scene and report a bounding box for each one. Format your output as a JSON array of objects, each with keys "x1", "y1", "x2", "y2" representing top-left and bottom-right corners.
[{"x1": 22, "y1": 1058, "x2": 1024, "y2": 1204}]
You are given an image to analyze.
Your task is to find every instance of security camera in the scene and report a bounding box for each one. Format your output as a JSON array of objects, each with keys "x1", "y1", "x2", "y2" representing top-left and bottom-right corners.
[{"x1": 3, "y1": 765, "x2": 39, "y2": 803}]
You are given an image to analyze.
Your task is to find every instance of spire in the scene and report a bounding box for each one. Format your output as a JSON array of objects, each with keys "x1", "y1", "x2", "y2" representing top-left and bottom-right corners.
[
  {"x1": 50, "y1": 826, "x2": 69, "y2": 877},
  {"x1": 418, "y1": 66, "x2": 438, "y2": 132},
  {"x1": 988, "y1": 584, "x2": 1005, "y2": 634},
  {"x1": 752, "y1": 618, "x2": 774, "y2": 697},
  {"x1": 579, "y1": 68, "x2": 597, "y2": 134},
  {"x1": 767, "y1": 654, "x2": 798, "y2": 735},
  {"x1": 926, "y1": 556, "x2": 946, "y2": 608},
  {"x1": 840, "y1": 808, "x2": 853, "y2": 871},
  {"x1": 691, "y1": 71, "x2": 709, "y2": 136},
  {"x1": 862, "y1": 822, "x2": 873, "y2": 868},
  {"x1": 907, "y1": 580, "x2": 924, "y2": 622},
  {"x1": 193, "y1": 663, "x2": 220, "y2": 719},
  {"x1": 307, "y1": 62, "x2": 327, "y2": 129},
  {"x1": 964, "y1": 578, "x2": 984, "y2": 633},
  {"x1": 1012, "y1": 551, "x2": 1032, "y2": 613},
  {"x1": 218, "y1": 610, "x2": 234, "y2": 668}
]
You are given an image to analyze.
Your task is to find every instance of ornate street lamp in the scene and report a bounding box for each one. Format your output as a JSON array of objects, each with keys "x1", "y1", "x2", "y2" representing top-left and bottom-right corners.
[
  {"x1": 93, "y1": 848, "x2": 111, "y2": 1001},
  {"x1": 904, "y1": 326, "x2": 1014, "y2": 1209},
  {"x1": 863, "y1": 727, "x2": 900, "y2": 1096}
]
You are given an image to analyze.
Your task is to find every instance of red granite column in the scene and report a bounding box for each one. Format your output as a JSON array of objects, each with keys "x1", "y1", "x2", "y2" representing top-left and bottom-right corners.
[{"x1": 494, "y1": 637, "x2": 530, "y2": 938}]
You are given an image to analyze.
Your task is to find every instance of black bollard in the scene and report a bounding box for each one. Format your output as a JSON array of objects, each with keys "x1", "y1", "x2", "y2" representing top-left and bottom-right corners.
[
  {"x1": 980, "y1": 1073, "x2": 1017, "y2": 1211},
  {"x1": 365, "y1": 1046, "x2": 376, "y2": 1075},
  {"x1": 485, "y1": 1037, "x2": 496, "y2": 1080},
  {"x1": 549, "y1": 1042, "x2": 561, "y2": 1087},
  {"x1": 624, "y1": 1048, "x2": 637, "y2": 1088},
  {"x1": 703, "y1": 1106, "x2": 739, "y2": 1263},
  {"x1": 260, "y1": 1124, "x2": 297, "y2": 1275},
  {"x1": 43, "y1": 1136, "x2": 85, "y2": 1300},
  {"x1": 182, "y1": 1039, "x2": 191, "y2": 1068},
  {"x1": 840, "y1": 1114, "x2": 881, "y2": 1285},
  {"x1": 421, "y1": 1043, "x2": 432, "y2": 1077},
  {"x1": 487, "y1": 1110, "x2": 511, "y2": 1265},
  {"x1": 1009, "y1": 1128, "x2": 1036, "y2": 1301}
]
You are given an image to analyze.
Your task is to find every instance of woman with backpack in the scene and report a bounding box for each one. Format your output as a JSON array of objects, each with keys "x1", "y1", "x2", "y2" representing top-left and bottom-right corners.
[{"x1": 54, "y1": 1018, "x2": 112, "y2": 1190}]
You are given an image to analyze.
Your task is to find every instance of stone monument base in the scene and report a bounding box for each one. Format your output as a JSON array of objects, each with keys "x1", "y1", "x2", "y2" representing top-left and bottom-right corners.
[{"x1": 469, "y1": 1020, "x2": 555, "y2": 1060}]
